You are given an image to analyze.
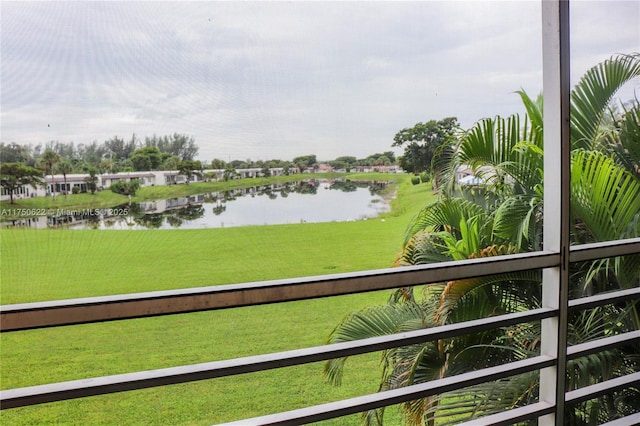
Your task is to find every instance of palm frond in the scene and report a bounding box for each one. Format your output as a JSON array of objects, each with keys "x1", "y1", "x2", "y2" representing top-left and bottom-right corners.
[
  {"x1": 435, "y1": 247, "x2": 538, "y2": 325},
  {"x1": 404, "y1": 198, "x2": 486, "y2": 245},
  {"x1": 324, "y1": 302, "x2": 428, "y2": 385},
  {"x1": 453, "y1": 114, "x2": 541, "y2": 195},
  {"x1": 571, "y1": 53, "x2": 640, "y2": 150},
  {"x1": 493, "y1": 193, "x2": 543, "y2": 250},
  {"x1": 396, "y1": 231, "x2": 451, "y2": 267},
  {"x1": 517, "y1": 89, "x2": 544, "y2": 137},
  {"x1": 606, "y1": 102, "x2": 640, "y2": 178},
  {"x1": 571, "y1": 149, "x2": 640, "y2": 243}
]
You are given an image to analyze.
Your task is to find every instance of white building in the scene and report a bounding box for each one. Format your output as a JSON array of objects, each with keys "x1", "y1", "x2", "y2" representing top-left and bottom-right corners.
[{"x1": 1, "y1": 167, "x2": 298, "y2": 201}]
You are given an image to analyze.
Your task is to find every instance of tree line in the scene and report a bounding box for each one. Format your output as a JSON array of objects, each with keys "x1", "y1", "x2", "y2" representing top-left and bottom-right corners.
[
  {"x1": 0, "y1": 130, "x2": 402, "y2": 204},
  {"x1": 0, "y1": 133, "x2": 198, "y2": 175},
  {"x1": 1, "y1": 133, "x2": 403, "y2": 175}
]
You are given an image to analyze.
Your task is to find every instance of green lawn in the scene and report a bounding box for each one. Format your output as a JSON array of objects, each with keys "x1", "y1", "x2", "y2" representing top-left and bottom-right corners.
[{"x1": 0, "y1": 175, "x2": 436, "y2": 425}]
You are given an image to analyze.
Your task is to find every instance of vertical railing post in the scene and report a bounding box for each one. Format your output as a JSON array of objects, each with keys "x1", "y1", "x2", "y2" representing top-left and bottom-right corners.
[{"x1": 540, "y1": 0, "x2": 571, "y2": 425}]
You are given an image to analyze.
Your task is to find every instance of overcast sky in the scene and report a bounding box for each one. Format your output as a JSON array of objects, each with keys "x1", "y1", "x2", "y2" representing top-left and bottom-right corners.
[{"x1": 1, "y1": 1, "x2": 638, "y2": 162}]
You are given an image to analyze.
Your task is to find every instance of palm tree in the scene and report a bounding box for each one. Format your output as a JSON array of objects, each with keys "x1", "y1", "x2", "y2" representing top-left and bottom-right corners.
[
  {"x1": 41, "y1": 149, "x2": 61, "y2": 201},
  {"x1": 56, "y1": 160, "x2": 73, "y2": 199},
  {"x1": 324, "y1": 54, "x2": 640, "y2": 425}
]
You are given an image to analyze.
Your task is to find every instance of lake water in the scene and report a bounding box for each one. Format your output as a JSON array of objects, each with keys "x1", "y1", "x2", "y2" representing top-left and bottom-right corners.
[{"x1": 5, "y1": 179, "x2": 392, "y2": 230}]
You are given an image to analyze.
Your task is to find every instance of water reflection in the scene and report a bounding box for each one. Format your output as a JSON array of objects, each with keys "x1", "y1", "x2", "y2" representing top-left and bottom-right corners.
[{"x1": 4, "y1": 179, "x2": 392, "y2": 230}]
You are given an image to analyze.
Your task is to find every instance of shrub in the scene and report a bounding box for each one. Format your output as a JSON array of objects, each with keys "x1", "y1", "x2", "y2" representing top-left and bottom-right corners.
[
  {"x1": 411, "y1": 176, "x2": 421, "y2": 185},
  {"x1": 110, "y1": 180, "x2": 140, "y2": 196}
]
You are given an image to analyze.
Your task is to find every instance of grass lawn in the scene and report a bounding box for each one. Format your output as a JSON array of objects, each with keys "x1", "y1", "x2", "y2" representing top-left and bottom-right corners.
[{"x1": 0, "y1": 175, "x2": 436, "y2": 425}]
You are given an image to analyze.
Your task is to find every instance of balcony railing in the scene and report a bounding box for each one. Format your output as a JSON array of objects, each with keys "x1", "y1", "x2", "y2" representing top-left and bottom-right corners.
[{"x1": 1, "y1": 238, "x2": 639, "y2": 424}]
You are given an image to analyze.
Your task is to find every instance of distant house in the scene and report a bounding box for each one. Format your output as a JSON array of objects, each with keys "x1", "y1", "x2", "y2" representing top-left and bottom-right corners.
[
  {"x1": 0, "y1": 166, "x2": 298, "y2": 201},
  {"x1": 354, "y1": 166, "x2": 373, "y2": 173},
  {"x1": 101, "y1": 172, "x2": 156, "y2": 189},
  {"x1": 371, "y1": 165, "x2": 401, "y2": 173},
  {"x1": 455, "y1": 165, "x2": 500, "y2": 186},
  {"x1": 45, "y1": 174, "x2": 91, "y2": 195},
  {"x1": 458, "y1": 174, "x2": 484, "y2": 185},
  {"x1": 455, "y1": 165, "x2": 474, "y2": 183}
]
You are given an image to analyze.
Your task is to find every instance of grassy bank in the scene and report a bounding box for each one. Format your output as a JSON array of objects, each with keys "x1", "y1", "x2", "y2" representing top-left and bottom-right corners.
[{"x1": 0, "y1": 176, "x2": 436, "y2": 425}]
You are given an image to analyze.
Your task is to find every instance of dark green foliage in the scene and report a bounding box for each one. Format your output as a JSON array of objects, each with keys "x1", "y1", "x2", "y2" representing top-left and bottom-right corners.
[
  {"x1": 393, "y1": 117, "x2": 458, "y2": 174},
  {"x1": 0, "y1": 142, "x2": 33, "y2": 165},
  {"x1": 84, "y1": 168, "x2": 99, "y2": 194},
  {"x1": 293, "y1": 154, "x2": 317, "y2": 172},
  {"x1": 144, "y1": 133, "x2": 199, "y2": 161},
  {"x1": 110, "y1": 180, "x2": 140, "y2": 196},
  {"x1": 130, "y1": 146, "x2": 164, "y2": 171},
  {"x1": 177, "y1": 160, "x2": 202, "y2": 183},
  {"x1": 326, "y1": 54, "x2": 640, "y2": 425},
  {"x1": 0, "y1": 163, "x2": 44, "y2": 204}
]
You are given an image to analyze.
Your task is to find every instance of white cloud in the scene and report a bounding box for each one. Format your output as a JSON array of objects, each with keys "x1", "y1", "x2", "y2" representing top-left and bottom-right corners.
[{"x1": 1, "y1": 1, "x2": 637, "y2": 162}]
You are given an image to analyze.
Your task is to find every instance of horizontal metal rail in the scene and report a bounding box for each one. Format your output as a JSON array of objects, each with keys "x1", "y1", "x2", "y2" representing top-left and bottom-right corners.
[
  {"x1": 565, "y1": 372, "x2": 640, "y2": 405},
  {"x1": 1, "y1": 239, "x2": 638, "y2": 422},
  {"x1": 0, "y1": 250, "x2": 559, "y2": 332},
  {"x1": 567, "y1": 331, "x2": 640, "y2": 360},
  {"x1": 568, "y1": 287, "x2": 640, "y2": 311},
  {"x1": 568, "y1": 237, "x2": 640, "y2": 263},
  {"x1": 0, "y1": 308, "x2": 556, "y2": 409},
  {"x1": 218, "y1": 356, "x2": 556, "y2": 426},
  {"x1": 601, "y1": 412, "x2": 640, "y2": 426},
  {"x1": 3, "y1": 238, "x2": 638, "y2": 332},
  {"x1": 455, "y1": 401, "x2": 555, "y2": 426}
]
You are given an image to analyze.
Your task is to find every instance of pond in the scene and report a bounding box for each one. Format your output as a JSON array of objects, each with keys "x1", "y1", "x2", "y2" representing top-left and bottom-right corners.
[{"x1": 4, "y1": 179, "x2": 393, "y2": 230}]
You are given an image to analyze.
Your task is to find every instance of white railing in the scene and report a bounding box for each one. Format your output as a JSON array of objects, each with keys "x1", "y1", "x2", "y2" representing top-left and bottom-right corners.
[{"x1": 1, "y1": 238, "x2": 639, "y2": 425}]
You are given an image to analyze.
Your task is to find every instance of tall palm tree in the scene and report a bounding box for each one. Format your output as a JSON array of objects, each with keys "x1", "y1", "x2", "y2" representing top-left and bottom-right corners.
[
  {"x1": 41, "y1": 149, "x2": 61, "y2": 201},
  {"x1": 324, "y1": 54, "x2": 640, "y2": 425},
  {"x1": 56, "y1": 160, "x2": 73, "y2": 199}
]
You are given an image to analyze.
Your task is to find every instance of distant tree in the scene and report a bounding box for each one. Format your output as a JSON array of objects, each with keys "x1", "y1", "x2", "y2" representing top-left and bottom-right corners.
[
  {"x1": 230, "y1": 159, "x2": 248, "y2": 169},
  {"x1": 76, "y1": 141, "x2": 106, "y2": 165},
  {"x1": 382, "y1": 151, "x2": 396, "y2": 163},
  {"x1": 210, "y1": 158, "x2": 227, "y2": 169},
  {"x1": 178, "y1": 160, "x2": 202, "y2": 184},
  {"x1": 105, "y1": 134, "x2": 138, "y2": 161},
  {"x1": 392, "y1": 117, "x2": 458, "y2": 175},
  {"x1": 0, "y1": 142, "x2": 32, "y2": 164},
  {"x1": 223, "y1": 167, "x2": 238, "y2": 181},
  {"x1": 44, "y1": 141, "x2": 76, "y2": 160},
  {"x1": 335, "y1": 156, "x2": 358, "y2": 166},
  {"x1": 328, "y1": 159, "x2": 348, "y2": 170},
  {"x1": 130, "y1": 146, "x2": 164, "y2": 171},
  {"x1": 293, "y1": 154, "x2": 317, "y2": 172},
  {"x1": 164, "y1": 155, "x2": 181, "y2": 171},
  {"x1": 361, "y1": 152, "x2": 396, "y2": 166},
  {"x1": 0, "y1": 163, "x2": 44, "y2": 204},
  {"x1": 56, "y1": 160, "x2": 73, "y2": 199},
  {"x1": 145, "y1": 133, "x2": 198, "y2": 160},
  {"x1": 40, "y1": 149, "x2": 61, "y2": 200},
  {"x1": 99, "y1": 158, "x2": 115, "y2": 174},
  {"x1": 84, "y1": 167, "x2": 99, "y2": 194},
  {"x1": 261, "y1": 166, "x2": 271, "y2": 177}
]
